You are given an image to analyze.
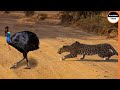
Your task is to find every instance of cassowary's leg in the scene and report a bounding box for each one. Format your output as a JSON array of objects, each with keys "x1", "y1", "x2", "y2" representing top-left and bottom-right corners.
[
  {"x1": 80, "y1": 54, "x2": 86, "y2": 60},
  {"x1": 24, "y1": 53, "x2": 31, "y2": 69},
  {"x1": 10, "y1": 53, "x2": 28, "y2": 69},
  {"x1": 10, "y1": 57, "x2": 25, "y2": 69}
]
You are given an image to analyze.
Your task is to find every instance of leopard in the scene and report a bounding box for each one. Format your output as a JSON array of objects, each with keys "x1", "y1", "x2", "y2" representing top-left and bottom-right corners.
[{"x1": 57, "y1": 41, "x2": 118, "y2": 61}]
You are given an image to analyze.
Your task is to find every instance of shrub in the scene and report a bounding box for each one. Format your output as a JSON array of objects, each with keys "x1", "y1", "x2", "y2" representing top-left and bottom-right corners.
[
  {"x1": 4, "y1": 11, "x2": 10, "y2": 14},
  {"x1": 59, "y1": 11, "x2": 118, "y2": 38},
  {"x1": 39, "y1": 13, "x2": 48, "y2": 20},
  {"x1": 24, "y1": 11, "x2": 35, "y2": 17}
]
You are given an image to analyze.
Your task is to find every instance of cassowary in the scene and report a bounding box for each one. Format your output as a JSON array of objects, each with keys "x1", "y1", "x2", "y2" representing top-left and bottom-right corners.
[{"x1": 5, "y1": 26, "x2": 39, "y2": 69}]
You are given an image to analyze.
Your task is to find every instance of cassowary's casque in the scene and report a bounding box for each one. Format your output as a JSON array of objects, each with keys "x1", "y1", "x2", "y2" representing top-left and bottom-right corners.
[{"x1": 5, "y1": 26, "x2": 39, "y2": 69}]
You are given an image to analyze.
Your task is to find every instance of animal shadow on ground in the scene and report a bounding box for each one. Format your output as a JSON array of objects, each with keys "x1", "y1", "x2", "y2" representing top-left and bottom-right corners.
[
  {"x1": 14, "y1": 57, "x2": 38, "y2": 69},
  {"x1": 65, "y1": 59, "x2": 118, "y2": 62}
]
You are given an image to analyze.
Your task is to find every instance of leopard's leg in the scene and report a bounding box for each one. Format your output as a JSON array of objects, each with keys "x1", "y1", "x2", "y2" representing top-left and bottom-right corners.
[
  {"x1": 98, "y1": 51, "x2": 111, "y2": 61},
  {"x1": 104, "y1": 58, "x2": 107, "y2": 60},
  {"x1": 60, "y1": 53, "x2": 77, "y2": 61},
  {"x1": 98, "y1": 53, "x2": 105, "y2": 60},
  {"x1": 104, "y1": 56, "x2": 111, "y2": 60},
  {"x1": 80, "y1": 54, "x2": 86, "y2": 60}
]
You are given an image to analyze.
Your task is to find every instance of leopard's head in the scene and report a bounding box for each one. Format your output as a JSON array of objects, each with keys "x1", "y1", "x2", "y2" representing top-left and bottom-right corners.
[{"x1": 57, "y1": 45, "x2": 70, "y2": 54}]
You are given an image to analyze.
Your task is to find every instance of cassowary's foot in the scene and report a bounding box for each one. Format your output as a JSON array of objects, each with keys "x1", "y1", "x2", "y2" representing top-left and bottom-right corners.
[
  {"x1": 60, "y1": 56, "x2": 65, "y2": 61},
  {"x1": 10, "y1": 63, "x2": 17, "y2": 69},
  {"x1": 24, "y1": 62, "x2": 31, "y2": 69},
  {"x1": 24, "y1": 66, "x2": 31, "y2": 69}
]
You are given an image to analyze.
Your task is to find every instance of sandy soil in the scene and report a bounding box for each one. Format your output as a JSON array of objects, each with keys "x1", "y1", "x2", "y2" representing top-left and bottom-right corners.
[{"x1": 0, "y1": 12, "x2": 118, "y2": 79}]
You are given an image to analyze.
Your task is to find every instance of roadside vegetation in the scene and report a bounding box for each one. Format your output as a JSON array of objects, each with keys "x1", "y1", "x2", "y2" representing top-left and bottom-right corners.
[{"x1": 59, "y1": 11, "x2": 118, "y2": 39}]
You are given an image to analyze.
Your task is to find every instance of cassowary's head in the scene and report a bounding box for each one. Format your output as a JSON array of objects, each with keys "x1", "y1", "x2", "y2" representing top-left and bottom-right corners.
[
  {"x1": 57, "y1": 45, "x2": 70, "y2": 54},
  {"x1": 5, "y1": 26, "x2": 9, "y2": 36}
]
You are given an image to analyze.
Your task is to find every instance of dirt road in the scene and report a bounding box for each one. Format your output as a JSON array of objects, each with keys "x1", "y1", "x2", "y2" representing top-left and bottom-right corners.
[{"x1": 0, "y1": 13, "x2": 118, "y2": 79}]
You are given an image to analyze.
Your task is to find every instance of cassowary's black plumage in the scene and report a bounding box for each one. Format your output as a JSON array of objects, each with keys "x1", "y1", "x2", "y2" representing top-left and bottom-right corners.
[
  {"x1": 5, "y1": 26, "x2": 39, "y2": 69},
  {"x1": 10, "y1": 31, "x2": 39, "y2": 53}
]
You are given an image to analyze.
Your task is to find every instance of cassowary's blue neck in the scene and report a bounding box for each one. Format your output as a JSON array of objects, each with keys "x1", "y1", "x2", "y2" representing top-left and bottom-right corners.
[{"x1": 6, "y1": 32, "x2": 11, "y2": 43}]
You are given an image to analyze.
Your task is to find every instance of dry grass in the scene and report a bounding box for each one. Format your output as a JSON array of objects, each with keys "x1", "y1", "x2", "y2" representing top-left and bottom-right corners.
[
  {"x1": 0, "y1": 12, "x2": 59, "y2": 27},
  {"x1": 17, "y1": 13, "x2": 49, "y2": 26},
  {"x1": 61, "y1": 14, "x2": 118, "y2": 39},
  {"x1": 17, "y1": 17, "x2": 36, "y2": 26},
  {"x1": 0, "y1": 12, "x2": 25, "y2": 18},
  {"x1": 47, "y1": 13, "x2": 60, "y2": 19},
  {"x1": 9, "y1": 12, "x2": 25, "y2": 18}
]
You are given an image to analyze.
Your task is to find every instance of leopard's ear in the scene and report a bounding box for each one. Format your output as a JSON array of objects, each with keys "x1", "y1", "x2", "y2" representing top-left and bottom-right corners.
[
  {"x1": 75, "y1": 41, "x2": 78, "y2": 43},
  {"x1": 63, "y1": 45, "x2": 69, "y2": 48},
  {"x1": 63, "y1": 45, "x2": 66, "y2": 47},
  {"x1": 75, "y1": 41, "x2": 80, "y2": 43}
]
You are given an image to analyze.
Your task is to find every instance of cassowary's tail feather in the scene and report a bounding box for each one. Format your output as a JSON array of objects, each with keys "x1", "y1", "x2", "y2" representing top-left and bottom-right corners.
[
  {"x1": 34, "y1": 45, "x2": 39, "y2": 50},
  {"x1": 27, "y1": 32, "x2": 40, "y2": 51},
  {"x1": 27, "y1": 45, "x2": 39, "y2": 52}
]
